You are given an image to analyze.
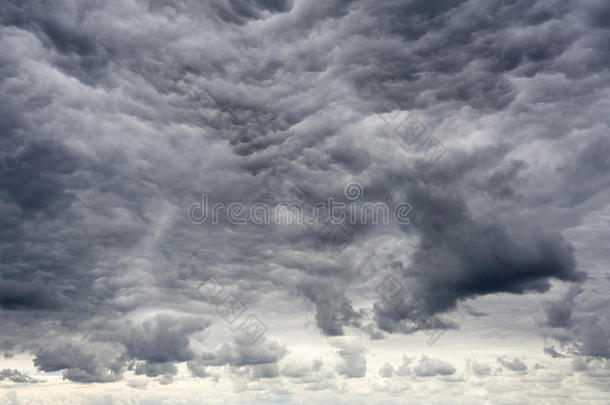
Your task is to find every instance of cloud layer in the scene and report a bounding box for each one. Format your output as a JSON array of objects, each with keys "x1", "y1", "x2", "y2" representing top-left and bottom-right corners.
[{"x1": 1, "y1": 0, "x2": 609, "y2": 403}]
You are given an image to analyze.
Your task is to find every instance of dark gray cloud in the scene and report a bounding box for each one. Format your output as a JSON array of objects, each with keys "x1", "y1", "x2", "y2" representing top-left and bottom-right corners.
[
  {"x1": 134, "y1": 361, "x2": 177, "y2": 383},
  {"x1": 298, "y1": 280, "x2": 362, "y2": 336},
  {"x1": 0, "y1": 278, "x2": 62, "y2": 310},
  {"x1": 497, "y1": 356, "x2": 527, "y2": 373},
  {"x1": 122, "y1": 314, "x2": 206, "y2": 364},
  {"x1": 212, "y1": 0, "x2": 294, "y2": 25},
  {"x1": 0, "y1": 0, "x2": 609, "y2": 399},
  {"x1": 29, "y1": 314, "x2": 208, "y2": 383},
  {"x1": 34, "y1": 341, "x2": 125, "y2": 383},
  {"x1": 542, "y1": 282, "x2": 610, "y2": 360},
  {"x1": 397, "y1": 182, "x2": 583, "y2": 311},
  {"x1": 576, "y1": 316, "x2": 610, "y2": 359},
  {"x1": 0, "y1": 369, "x2": 43, "y2": 384},
  {"x1": 187, "y1": 334, "x2": 287, "y2": 382},
  {"x1": 544, "y1": 285, "x2": 584, "y2": 328},
  {"x1": 544, "y1": 346, "x2": 566, "y2": 359}
]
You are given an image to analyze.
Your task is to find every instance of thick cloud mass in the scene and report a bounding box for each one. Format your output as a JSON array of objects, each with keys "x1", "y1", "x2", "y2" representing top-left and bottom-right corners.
[
  {"x1": 333, "y1": 340, "x2": 367, "y2": 378},
  {"x1": 0, "y1": 369, "x2": 42, "y2": 384},
  {"x1": 1, "y1": 0, "x2": 609, "y2": 403}
]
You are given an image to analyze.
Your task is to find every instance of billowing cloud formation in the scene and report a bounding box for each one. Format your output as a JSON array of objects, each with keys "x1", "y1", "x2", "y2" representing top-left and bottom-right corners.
[
  {"x1": 0, "y1": 0, "x2": 609, "y2": 402},
  {"x1": 298, "y1": 280, "x2": 362, "y2": 336},
  {"x1": 31, "y1": 314, "x2": 208, "y2": 383},
  {"x1": 0, "y1": 369, "x2": 42, "y2": 384},
  {"x1": 394, "y1": 355, "x2": 456, "y2": 378},
  {"x1": 123, "y1": 314, "x2": 205, "y2": 364},
  {"x1": 281, "y1": 359, "x2": 323, "y2": 378},
  {"x1": 34, "y1": 340, "x2": 125, "y2": 383},
  {"x1": 467, "y1": 360, "x2": 493, "y2": 378},
  {"x1": 186, "y1": 334, "x2": 287, "y2": 381},
  {"x1": 542, "y1": 281, "x2": 610, "y2": 359},
  {"x1": 333, "y1": 340, "x2": 367, "y2": 378},
  {"x1": 545, "y1": 285, "x2": 584, "y2": 328},
  {"x1": 497, "y1": 356, "x2": 528, "y2": 373}
]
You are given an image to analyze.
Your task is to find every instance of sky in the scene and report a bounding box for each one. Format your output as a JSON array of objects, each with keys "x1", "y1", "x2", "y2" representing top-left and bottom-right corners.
[{"x1": 1, "y1": 0, "x2": 610, "y2": 404}]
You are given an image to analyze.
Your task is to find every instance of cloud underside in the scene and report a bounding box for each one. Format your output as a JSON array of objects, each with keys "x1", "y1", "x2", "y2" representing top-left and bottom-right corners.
[{"x1": 0, "y1": 0, "x2": 609, "y2": 389}]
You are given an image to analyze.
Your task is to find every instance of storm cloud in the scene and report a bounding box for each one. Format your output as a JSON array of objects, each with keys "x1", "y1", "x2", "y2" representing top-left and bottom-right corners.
[{"x1": 1, "y1": 0, "x2": 609, "y2": 403}]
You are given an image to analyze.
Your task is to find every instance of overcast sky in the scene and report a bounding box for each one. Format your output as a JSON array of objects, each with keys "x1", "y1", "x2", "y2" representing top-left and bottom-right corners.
[{"x1": 1, "y1": 0, "x2": 610, "y2": 404}]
